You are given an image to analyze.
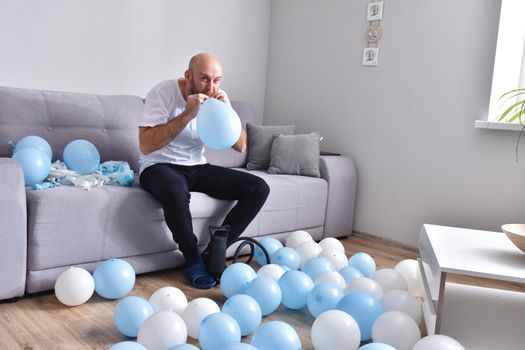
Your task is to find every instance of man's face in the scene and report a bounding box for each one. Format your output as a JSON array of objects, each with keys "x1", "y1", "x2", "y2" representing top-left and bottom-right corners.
[{"x1": 188, "y1": 61, "x2": 222, "y2": 97}]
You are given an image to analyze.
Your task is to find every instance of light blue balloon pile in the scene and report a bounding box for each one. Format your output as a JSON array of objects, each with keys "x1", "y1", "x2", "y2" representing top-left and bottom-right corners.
[
  {"x1": 10, "y1": 135, "x2": 101, "y2": 184},
  {"x1": 213, "y1": 234, "x2": 386, "y2": 350}
]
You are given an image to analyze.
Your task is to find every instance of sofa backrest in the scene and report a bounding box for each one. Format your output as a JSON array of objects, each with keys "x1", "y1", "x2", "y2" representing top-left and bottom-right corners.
[
  {"x1": 0, "y1": 86, "x2": 256, "y2": 172},
  {"x1": 0, "y1": 86, "x2": 144, "y2": 171}
]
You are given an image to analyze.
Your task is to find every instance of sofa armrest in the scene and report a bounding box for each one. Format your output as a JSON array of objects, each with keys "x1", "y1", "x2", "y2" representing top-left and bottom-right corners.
[
  {"x1": 0, "y1": 158, "x2": 27, "y2": 300},
  {"x1": 319, "y1": 155, "x2": 357, "y2": 238}
]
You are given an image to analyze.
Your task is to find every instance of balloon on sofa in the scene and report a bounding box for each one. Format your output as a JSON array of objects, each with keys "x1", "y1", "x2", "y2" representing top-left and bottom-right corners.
[
  {"x1": 12, "y1": 135, "x2": 53, "y2": 161},
  {"x1": 197, "y1": 98, "x2": 242, "y2": 150},
  {"x1": 12, "y1": 148, "x2": 52, "y2": 185},
  {"x1": 63, "y1": 139, "x2": 100, "y2": 174}
]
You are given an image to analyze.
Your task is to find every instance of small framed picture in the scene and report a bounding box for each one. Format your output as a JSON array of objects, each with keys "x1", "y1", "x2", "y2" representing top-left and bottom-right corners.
[
  {"x1": 362, "y1": 47, "x2": 379, "y2": 66},
  {"x1": 367, "y1": 1, "x2": 384, "y2": 21}
]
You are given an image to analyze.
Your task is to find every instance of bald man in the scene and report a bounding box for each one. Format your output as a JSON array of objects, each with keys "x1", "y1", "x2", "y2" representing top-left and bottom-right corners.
[{"x1": 138, "y1": 53, "x2": 269, "y2": 289}]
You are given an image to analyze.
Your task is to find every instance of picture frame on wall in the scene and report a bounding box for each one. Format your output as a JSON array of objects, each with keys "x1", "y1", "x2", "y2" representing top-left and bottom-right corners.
[
  {"x1": 362, "y1": 47, "x2": 379, "y2": 66},
  {"x1": 367, "y1": 1, "x2": 384, "y2": 21}
]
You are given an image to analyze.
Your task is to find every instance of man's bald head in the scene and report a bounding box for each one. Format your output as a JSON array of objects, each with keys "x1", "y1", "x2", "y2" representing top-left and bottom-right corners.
[
  {"x1": 188, "y1": 53, "x2": 222, "y2": 73},
  {"x1": 184, "y1": 53, "x2": 223, "y2": 96}
]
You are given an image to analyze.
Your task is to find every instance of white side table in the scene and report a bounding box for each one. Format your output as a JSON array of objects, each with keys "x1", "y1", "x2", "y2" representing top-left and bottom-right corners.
[{"x1": 418, "y1": 224, "x2": 525, "y2": 335}]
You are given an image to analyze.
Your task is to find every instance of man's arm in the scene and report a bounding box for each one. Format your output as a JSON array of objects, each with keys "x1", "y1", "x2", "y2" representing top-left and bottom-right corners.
[
  {"x1": 139, "y1": 93, "x2": 206, "y2": 155},
  {"x1": 231, "y1": 127, "x2": 247, "y2": 153}
]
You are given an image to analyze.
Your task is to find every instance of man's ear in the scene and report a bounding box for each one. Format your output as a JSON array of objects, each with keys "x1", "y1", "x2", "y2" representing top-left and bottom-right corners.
[{"x1": 184, "y1": 69, "x2": 191, "y2": 81}]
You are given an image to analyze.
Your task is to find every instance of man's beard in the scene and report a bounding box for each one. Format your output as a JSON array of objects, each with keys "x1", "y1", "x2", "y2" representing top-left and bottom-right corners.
[
  {"x1": 188, "y1": 77, "x2": 212, "y2": 96},
  {"x1": 188, "y1": 78, "x2": 198, "y2": 95}
]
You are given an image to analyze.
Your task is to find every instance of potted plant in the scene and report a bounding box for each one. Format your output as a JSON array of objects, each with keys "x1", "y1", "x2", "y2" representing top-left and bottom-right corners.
[{"x1": 498, "y1": 88, "x2": 525, "y2": 160}]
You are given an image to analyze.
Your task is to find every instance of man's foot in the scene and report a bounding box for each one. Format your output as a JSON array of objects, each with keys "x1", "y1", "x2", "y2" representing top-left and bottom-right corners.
[{"x1": 185, "y1": 256, "x2": 216, "y2": 289}]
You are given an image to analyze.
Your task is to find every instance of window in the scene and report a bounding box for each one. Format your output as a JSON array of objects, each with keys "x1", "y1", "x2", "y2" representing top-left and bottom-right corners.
[{"x1": 487, "y1": 0, "x2": 525, "y2": 123}]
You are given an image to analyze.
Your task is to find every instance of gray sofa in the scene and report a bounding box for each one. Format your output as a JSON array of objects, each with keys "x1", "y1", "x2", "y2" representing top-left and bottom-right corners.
[{"x1": 0, "y1": 86, "x2": 357, "y2": 301}]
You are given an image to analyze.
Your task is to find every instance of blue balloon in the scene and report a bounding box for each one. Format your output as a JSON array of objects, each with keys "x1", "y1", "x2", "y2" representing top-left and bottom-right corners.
[
  {"x1": 306, "y1": 282, "x2": 344, "y2": 318},
  {"x1": 63, "y1": 139, "x2": 100, "y2": 174},
  {"x1": 13, "y1": 135, "x2": 52, "y2": 161},
  {"x1": 167, "y1": 344, "x2": 200, "y2": 350},
  {"x1": 244, "y1": 276, "x2": 282, "y2": 316},
  {"x1": 222, "y1": 343, "x2": 258, "y2": 350},
  {"x1": 255, "y1": 237, "x2": 283, "y2": 265},
  {"x1": 12, "y1": 148, "x2": 51, "y2": 185},
  {"x1": 220, "y1": 263, "x2": 257, "y2": 298},
  {"x1": 359, "y1": 343, "x2": 397, "y2": 350},
  {"x1": 109, "y1": 341, "x2": 147, "y2": 350},
  {"x1": 197, "y1": 98, "x2": 242, "y2": 150},
  {"x1": 222, "y1": 294, "x2": 262, "y2": 336},
  {"x1": 278, "y1": 270, "x2": 314, "y2": 310},
  {"x1": 199, "y1": 312, "x2": 241, "y2": 350},
  {"x1": 250, "y1": 321, "x2": 301, "y2": 350},
  {"x1": 339, "y1": 266, "x2": 364, "y2": 284},
  {"x1": 270, "y1": 247, "x2": 300, "y2": 270},
  {"x1": 93, "y1": 259, "x2": 135, "y2": 299},
  {"x1": 113, "y1": 296, "x2": 154, "y2": 337},
  {"x1": 348, "y1": 252, "x2": 376, "y2": 277},
  {"x1": 336, "y1": 292, "x2": 384, "y2": 341},
  {"x1": 301, "y1": 256, "x2": 335, "y2": 281}
]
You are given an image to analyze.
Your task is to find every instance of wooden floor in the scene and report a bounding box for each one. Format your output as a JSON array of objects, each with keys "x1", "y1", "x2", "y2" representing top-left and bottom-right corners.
[{"x1": 1, "y1": 233, "x2": 524, "y2": 350}]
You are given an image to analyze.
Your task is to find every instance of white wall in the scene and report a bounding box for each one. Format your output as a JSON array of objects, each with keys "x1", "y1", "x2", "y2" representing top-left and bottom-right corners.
[
  {"x1": 3, "y1": 0, "x2": 523, "y2": 246},
  {"x1": 265, "y1": 0, "x2": 525, "y2": 246},
  {"x1": 0, "y1": 0, "x2": 271, "y2": 121}
]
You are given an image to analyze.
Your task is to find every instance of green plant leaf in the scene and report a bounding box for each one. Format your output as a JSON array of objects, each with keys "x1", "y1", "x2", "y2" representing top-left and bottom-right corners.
[
  {"x1": 507, "y1": 109, "x2": 525, "y2": 123},
  {"x1": 500, "y1": 88, "x2": 525, "y2": 99},
  {"x1": 498, "y1": 99, "x2": 525, "y2": 121}
]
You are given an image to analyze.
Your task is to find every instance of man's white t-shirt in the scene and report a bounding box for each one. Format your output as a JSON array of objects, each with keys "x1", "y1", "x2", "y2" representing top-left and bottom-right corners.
[{"x1": 138, "y1": 79, "x2": 230, "y2": 174}]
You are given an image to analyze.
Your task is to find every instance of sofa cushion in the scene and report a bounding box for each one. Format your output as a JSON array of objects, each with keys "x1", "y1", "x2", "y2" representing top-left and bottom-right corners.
[
  {"x1": 26, "y1": 170, "x2": 328, "y2": 271},
  {"x1": 268, "y1": 133, "x2": 321, "y2": 177},
  {"x1": 228, "y1": 169, "x2": 328, "y2": 238},
  {"x1": 246, "y1": 123, "x2": 295, "y2": 170}
]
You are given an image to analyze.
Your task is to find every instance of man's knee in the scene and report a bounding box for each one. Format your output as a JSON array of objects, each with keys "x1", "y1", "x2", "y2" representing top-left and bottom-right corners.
[{"x1": 253, "y1": 177, "x2": 270, "y2": 203}]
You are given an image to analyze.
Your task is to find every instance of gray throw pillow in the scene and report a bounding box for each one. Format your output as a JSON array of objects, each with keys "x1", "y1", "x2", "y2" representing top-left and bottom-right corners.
[
  {"x1": 246, "y1": 123, "x2": 295, "y2": 170},
  {"x1": 267, "y1": 133, "x2": 321, "y2": 177}
]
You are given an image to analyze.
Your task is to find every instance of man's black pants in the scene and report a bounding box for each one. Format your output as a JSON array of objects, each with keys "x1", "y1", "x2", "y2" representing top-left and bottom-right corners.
[{"x1": 139, "y1": 163, "x2": 270, "y2": 262}]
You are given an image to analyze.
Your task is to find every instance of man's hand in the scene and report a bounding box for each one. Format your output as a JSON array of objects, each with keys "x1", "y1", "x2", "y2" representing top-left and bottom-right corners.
[
  {"x1": 185, "y1": 93, "x2": 209, "y2": 119},
  {"x1": 211, "y1": 91, "x2": 227, "y2": 102}
]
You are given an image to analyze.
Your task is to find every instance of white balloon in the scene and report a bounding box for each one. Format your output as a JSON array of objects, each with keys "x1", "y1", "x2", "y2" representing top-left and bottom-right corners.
[
  {"x1": 54, "y1": 266, "x2": 94, "y2": 306},
  {"x1": 344, "y1": 277, "x2": 383, "y2": 300},
  {"x1": 318, "y1": 237, "x2": 345, "y2": 254},
  {"x1": 319, "y1": 248, "x2": 348, "y2": 271},
  {"x1": 257, "y1": 263, "x2": 286, "y2": 281},
  {"x1": 372, "y1": 311, "x2": 421, "y2": 350},
  {"x1": 149, "y1": 286, "x2": 188, "y2": 315},
  {"x1": 315, "y1": 271, "x2": 346, "y2": 290},
  {"x1": 296, "y1": 241, "x2": 323, "y2": 268},
  {"x1": 381, "y1": 289, "x2": 422, "y2": 325},
  {"x1": 412, "y1": 334, "x2": 466, "y2": 350},
  {"x1": 372, "y1": 268, "x2": 408, "y2": 293},
  {"x1": 181, "y1": 297, "x2": 220, "y2": 338},
  {"x1": 285, "y1": 230, "x2": 313, "y2": 249},
  {"x1": 394, "y1": 259, "x2": 420, "y2": 297},
  {"x1": 137, "y1": 310, "x2": 187, "y2": 350},
  {"x1": 311, "y1": 310, "x2": 361, "y2": 350}
]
